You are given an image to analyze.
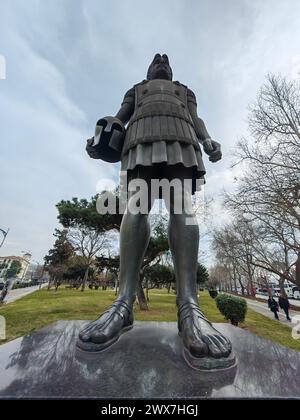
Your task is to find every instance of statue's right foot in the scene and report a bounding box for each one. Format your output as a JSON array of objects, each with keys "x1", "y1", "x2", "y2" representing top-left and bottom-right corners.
[
  {"x1": 177, "y1": 301, "x2": 236, "y2": 370},
  {"x1": 178, "y1": 301, "x2": 232, "y2": 358},
  {"x1": 76, "y1": 298, "x2": 134, "y2": 352}
]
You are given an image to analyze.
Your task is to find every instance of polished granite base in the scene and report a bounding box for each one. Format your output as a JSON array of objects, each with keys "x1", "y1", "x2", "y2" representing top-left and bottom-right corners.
[{"x1": 0, "y1": 321, "x2": 300, "y2": 399}]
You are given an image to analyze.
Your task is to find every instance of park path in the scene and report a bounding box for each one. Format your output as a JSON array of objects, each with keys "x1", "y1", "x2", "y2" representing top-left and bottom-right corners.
[
  {"x1": 236, "y1": 296, "x2": 299, "y2": 329},
  {"x1": 150, "y1": 292, "x2": 299, "y2": 329},
  {"x1": 254, "y1": 293, "x2": 300, "y2": 308},
  {"x1": 3, "y1": 283, "x2": 48, "y2": 304},
  {"x1": 149, "y1": 292, "x2": 300, "y2": 328}
]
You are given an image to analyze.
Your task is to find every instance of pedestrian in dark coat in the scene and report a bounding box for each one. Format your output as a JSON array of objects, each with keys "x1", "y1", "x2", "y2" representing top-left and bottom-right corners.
[
  {"x1": 268, "y1": 296, "x2": 279, "y2": 320},
  {"x1": 279, "y1": 293, "x2": 291, "y2": 321}
]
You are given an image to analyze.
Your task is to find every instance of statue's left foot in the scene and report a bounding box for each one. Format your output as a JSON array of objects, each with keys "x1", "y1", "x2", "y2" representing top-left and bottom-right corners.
[{"x1": 178, "y1": 301, "x2": 235, "y2": 370}]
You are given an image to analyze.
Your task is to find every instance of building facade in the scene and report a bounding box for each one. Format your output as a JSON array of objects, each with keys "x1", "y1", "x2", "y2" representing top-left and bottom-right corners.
[{"x1": 0, "y1": 253, "x2": 31, "y2": 282}]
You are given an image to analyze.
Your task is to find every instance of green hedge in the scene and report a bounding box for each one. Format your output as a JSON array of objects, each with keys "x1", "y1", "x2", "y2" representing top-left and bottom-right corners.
[{"x1": 216, "y1": 294, "x2": 247, "y2": 326}]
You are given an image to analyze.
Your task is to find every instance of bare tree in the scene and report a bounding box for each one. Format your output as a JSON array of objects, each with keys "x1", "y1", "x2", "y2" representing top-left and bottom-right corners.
[
  {"x1": 225, "y1": 74, "x2": 300, "y2": 289},
  {"x1": 209, "y1": 264, "x2": 231, "y2": 292},
  {"x1": 213, "y1": 216, "x2": 296, "y2": 296},
  {"x1": 68, "y1": 228, "x2": 110, "y2": 291},
  {"x1": 212, "y1": 219, "x2": 258, "y2": 295}
]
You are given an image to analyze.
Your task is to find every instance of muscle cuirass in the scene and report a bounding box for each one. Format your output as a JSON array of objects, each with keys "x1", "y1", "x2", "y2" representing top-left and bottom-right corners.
[{"x1": 122, "y1": 79, "x2": 198, "y2": 154}]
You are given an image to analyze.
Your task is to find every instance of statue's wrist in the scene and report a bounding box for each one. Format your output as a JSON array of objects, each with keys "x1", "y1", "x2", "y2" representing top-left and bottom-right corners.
[{"x1": 199, "y1": 137, "x2": 211, "y2": 144}]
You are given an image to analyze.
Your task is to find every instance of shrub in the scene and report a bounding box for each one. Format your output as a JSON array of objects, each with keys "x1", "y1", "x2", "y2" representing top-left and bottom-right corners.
[
  {"x1": 216, "y1": 294, "x2": 247, "y2": 326},
  {"x1": 208, "y1": 289, "x2": 218, "y2": 299}
]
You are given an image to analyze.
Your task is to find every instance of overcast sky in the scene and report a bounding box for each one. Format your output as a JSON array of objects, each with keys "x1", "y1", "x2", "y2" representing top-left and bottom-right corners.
[{"x1": 1, "y1": 0, "x2": 300, "y2": 263}]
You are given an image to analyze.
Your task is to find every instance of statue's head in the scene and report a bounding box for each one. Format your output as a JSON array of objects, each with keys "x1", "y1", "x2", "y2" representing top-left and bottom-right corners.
[{"x1": 147, "y1": 53, "x2": 173, "y2": 81}]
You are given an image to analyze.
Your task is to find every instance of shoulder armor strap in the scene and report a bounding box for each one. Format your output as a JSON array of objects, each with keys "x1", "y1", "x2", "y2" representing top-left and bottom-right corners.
[
  {"x1": 134, "y1": 80, "x2": 147, "y2": 88},
  {"x1": 174, "y1": 80, "x2": 187, "y2": 89}
]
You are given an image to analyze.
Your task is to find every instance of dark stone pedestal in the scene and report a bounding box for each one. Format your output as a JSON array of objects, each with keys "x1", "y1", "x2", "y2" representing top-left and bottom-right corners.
[{"x1": 0, "y1": 321, "x2": 300, "y2": 399}]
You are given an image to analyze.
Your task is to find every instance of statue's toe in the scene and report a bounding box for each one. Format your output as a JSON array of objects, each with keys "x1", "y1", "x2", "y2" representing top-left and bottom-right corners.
[
  {"x1": 188, "y1": 339, "x2": 209, "y2": 358},
  {"x1": 207, "y1": 342, "x2": 223, "y2": 359},
  {"x1": 79, "y1": 331, "x2": 91, "y2": 342},
  {"x1": 90, "y1": 331, "x2": 108, "y2": 344},
  {"x1": 214, "y1": 334, "x2": 232, "y2": 357},
  {"x1": 203, "y1": 335, "x2": 230, "y2": 359}
]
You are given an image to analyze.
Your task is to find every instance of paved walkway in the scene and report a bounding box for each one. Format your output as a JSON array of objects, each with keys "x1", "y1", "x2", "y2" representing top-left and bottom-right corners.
[
  {"x1": 148, "y1": 292, "x2": 300, "y2": 328},
  {"x1": 3, "y1": 283, "x2": 48, "y2": 304},
  {"x1": 239, "y1": 296, "x2": 300, "y2": 328},
  {"x1": 255, "y1": 293, "x2": 300, "y2": 308}
]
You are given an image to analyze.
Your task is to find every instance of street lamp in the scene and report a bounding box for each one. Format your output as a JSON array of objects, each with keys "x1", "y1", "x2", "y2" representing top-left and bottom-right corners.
[{"x1": 0, "y1": 228, "x2": 9, "y2": 249}]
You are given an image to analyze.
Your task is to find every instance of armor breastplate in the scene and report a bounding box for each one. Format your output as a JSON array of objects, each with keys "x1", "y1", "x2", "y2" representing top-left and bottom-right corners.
[{"x1": 122, "y1": 79, "x2": 198, "y2": 154}]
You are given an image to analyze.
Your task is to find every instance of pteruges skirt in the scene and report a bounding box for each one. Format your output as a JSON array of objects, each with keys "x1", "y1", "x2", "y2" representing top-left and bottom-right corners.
[{"x1": 120, "y1": 141, "x2": 206, "y2": 195}]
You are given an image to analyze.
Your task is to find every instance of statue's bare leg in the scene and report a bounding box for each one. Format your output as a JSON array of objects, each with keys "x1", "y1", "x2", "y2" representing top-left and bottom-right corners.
[
  {"x1": 166, "y1": 165, "x2": 232, "y2": 360},
  {"x1": 77, "y1": 173, "x2": 152, "y2": 351}
]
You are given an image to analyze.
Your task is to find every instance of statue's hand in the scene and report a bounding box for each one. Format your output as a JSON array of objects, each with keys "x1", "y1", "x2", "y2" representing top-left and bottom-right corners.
[
  {"x1": 86, "y1": 137, "x2": 101, "y2": 159},
  {"x1": 86, "y1": 116, "x2": 125, "y2": 163},
  {"x1": 203, "y1": 139, "x2": 222, "y2": 163}
]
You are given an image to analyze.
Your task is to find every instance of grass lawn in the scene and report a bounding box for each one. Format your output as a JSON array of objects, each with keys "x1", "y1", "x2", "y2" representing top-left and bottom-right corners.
[{"x1": 0, "y1": 288, "x2": 299, "y2": 352}]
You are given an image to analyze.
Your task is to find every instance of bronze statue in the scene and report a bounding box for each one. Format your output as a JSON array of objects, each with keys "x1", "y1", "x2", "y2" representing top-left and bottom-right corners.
[{"x1": 78, "y1": 54, "x2": 234, "y2": 369}]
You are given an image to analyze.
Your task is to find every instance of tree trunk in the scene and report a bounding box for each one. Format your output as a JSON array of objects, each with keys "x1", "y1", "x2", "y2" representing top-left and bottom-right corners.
[
  {"x1": 249, "y1": 279, "x2": 255, "y2": 296},
  {"x1": 246, "y1": 254, "x2": 255, "y2": 296},
  {"x1": 278, "y1": 275, "x2": 287, "y2": 298},
  {"x1": 233, "y1": 269, "x2": 238, "y2": 293},
  {"x1": 55, "y1": 279, "x2": 60, "y2": 292},
  {"x1": 115, "y1": 275, "x2": 119, "y2": 296},
  {"x1": 237, "y1": 276, "x2": 245, "y2": 295},
  {"x1": 48, "y1": 275, "x2": 53, "y2": 290},
  {"x1": 81, "y1": 267, "x2": 89, "y2": 292},
  {"x1": 52, "y1": 277, "x2": 57, "y2": 291},
  {"x1": 137, "y1": 280, "x2": 149, "y2": 311},
  {"x1": 145, "y1": 279, "x2": 150, "y2": 302},
  {"x1": 233, "y1": 281, "x2": 237, "y2": 293}
]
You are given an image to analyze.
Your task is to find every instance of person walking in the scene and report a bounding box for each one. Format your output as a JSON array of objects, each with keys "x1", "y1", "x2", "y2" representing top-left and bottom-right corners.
[
  {"x1": 279, "y1": 293, "x2": 291, "y2": 321},
  {"x1": 268, "y1": 295, "x2": 279, "y2": 320}
]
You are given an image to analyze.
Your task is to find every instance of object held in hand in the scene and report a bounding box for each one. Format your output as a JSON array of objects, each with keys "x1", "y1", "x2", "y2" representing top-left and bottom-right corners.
[{"x1": 86, "y1": 116, "x2": 125, "y2": 163}]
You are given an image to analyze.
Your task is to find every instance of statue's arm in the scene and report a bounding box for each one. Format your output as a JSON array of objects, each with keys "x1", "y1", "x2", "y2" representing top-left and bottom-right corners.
[
  {"x1": 115, "y1": 102, "x2": 134, "y2": 124},
  {"x1": 115, "y1": 87, "x2": 135, "y2": 124},
  {"x1": 188, "y1": 104, "x2": 211, "y2": 143},
  {"x1": 187, "y1": 90, "x2": 222, "y2": 162}
]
